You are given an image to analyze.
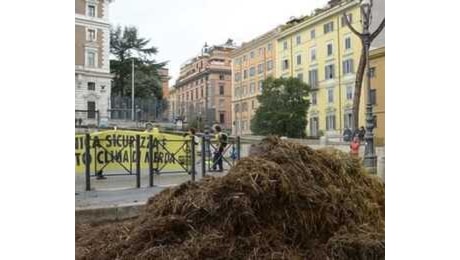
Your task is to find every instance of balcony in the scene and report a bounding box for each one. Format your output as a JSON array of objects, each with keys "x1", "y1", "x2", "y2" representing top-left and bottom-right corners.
[{"x1": 309, "y1": 82, "x2": 319, "y2": 90}]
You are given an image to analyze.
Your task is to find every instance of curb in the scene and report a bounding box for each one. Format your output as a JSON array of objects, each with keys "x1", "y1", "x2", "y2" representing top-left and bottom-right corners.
[{"x1": 76, "y1": 202, "x2": 145, "y2": 224}]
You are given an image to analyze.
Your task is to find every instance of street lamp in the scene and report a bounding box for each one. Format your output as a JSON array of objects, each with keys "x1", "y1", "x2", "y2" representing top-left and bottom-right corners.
[
  {"x1": 202, "y1": 42, "x2": 210, "y2": 131},
  {"x1": 131, "y1": 58, "x2": 135, "y2": 121},
  {"x1": 361, "y1": 0, "x2": 377, "y2": 173}
]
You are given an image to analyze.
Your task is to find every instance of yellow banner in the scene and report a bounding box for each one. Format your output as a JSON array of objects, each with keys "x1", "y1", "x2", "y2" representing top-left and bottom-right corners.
[{"x1": 75, "y1": 130, "x2": 191, "y2": 174}]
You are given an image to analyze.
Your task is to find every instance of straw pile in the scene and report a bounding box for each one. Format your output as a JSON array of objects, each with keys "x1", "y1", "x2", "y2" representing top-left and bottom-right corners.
[{"x1": 76, "y1": 136, "x2": 384, "y2": 259}]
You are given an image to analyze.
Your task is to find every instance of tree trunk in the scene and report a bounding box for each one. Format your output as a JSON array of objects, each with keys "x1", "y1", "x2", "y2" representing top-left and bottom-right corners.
[{"x1": 352, "y1": 45, "x2": 366, "y2": 131}]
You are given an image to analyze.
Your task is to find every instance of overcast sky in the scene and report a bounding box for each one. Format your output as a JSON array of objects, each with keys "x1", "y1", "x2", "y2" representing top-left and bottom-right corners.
[{"x1": 110, "y1": 0, "x2": 329, "y2": 85}]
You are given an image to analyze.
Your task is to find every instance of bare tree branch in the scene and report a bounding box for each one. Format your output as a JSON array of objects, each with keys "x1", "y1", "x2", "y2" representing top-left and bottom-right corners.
[
  {"x1": 343, "y1": 12, "x2": 363, "y2": 37},
  {"x1": 370, "y1": 18, "x2": 385, "y2": 42}
]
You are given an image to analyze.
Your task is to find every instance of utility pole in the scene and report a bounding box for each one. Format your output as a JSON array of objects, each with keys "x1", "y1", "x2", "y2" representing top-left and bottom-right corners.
[{"x1": 344, "y1": 0, "x2": 384, "y2": 174}]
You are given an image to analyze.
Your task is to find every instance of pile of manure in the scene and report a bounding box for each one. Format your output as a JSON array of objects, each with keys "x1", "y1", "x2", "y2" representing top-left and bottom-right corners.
[{"x1": 76, "y1": 136, "x2": 384, "y2": 260}]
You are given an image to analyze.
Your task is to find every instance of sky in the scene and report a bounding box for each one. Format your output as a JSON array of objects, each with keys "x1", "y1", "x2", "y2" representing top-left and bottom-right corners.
[{"x1": 110, "y1": 0, "x2": 329, "y2": 85}]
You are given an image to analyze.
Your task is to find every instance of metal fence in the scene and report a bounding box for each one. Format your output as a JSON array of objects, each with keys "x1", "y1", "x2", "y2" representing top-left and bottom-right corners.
[
  {"x1": 75, "y1": 110, "x2": 100, "y2": 127},
  {"x1": 80, "y1": 133, "x2": 241, "y2": 191},
  {"x1": 109, "y1": 96, "x2": 168, "y2": 122}
]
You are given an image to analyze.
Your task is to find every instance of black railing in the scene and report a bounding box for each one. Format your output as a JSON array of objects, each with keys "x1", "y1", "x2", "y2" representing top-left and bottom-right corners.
[{"x1": 81, "y1": 133, "x2": 241, "y2": 191}]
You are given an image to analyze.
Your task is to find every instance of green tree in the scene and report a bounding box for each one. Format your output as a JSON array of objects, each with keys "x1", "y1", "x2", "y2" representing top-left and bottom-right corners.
[
  {"x1": 251, "y1": 77, "x2": 310, "y2": 138},
  {"x1": 110, "y1": 25, "x2": 166, "y2": 99}
]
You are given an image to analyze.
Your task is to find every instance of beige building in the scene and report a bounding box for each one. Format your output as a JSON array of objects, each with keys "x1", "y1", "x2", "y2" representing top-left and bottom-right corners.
[
  {"x1": 158, "y1": 68, "x2": 170, "y2": 99},
  {"x1": 369, "y1": 46, "x2": 385, "y2": 145},
  {"x1": 174, "y1": 40, "x2": 236, "y2": 130},
  {"x1": 75, "y1": 0, "x2": 113, "y2": 123},
  {"x1": 230, "y1": 28, "x2": 281, "y2": 135},
  {"x1": 167, "y1": 87, "x2": 178, "y2": 122}
]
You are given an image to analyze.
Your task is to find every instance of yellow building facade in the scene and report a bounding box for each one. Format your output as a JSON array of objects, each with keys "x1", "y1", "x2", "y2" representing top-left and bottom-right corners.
[
  {"x1": 276, "y1": 0, "x2": 365, "y2": 136},
  {"x1": 230, "y1": 28, "x2": 280, "y2": 135},
  {"x1": 369, "y1": 46, "x2": 385, "y2": 145}
]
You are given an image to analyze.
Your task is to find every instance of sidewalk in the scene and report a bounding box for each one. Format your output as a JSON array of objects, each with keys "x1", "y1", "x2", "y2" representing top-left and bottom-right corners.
[{"x1": 76, "y1": 170, "x2": 227, "y2": 223}]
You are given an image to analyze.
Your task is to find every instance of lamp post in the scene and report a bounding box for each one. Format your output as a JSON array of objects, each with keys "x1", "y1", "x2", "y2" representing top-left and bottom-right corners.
[
  {"x1": 202, "y1": 42, "x2": 210, "y2": 131},
  {"x1": 361, "y1": 0, "x2": 377, "y2": 173},
  {"x1": 131, "y1": 58, "x2": 135, "y2": 121}
]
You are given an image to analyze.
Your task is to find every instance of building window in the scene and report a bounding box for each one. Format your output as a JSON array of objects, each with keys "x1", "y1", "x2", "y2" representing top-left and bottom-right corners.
[
  {"x1": 341, "y1": 13, "x2": 353, "y2": 27},
  {"x1": 311, "y1": 92, "x2": 317, "y2": 105},
  {"x1": 252, "y1": 100, "x2": 255, "y2": 109},
  {"x1": 343, "y1": 59, "x2": 354, "y2": 74},
  {"x1": 369, "y1": 67, "x2": 376, "y2": 78},
  {"x1": 196, "y1": 89, "x2": 198, "y2": 99},
  {"x1": 310, "y1": 47, "x2": 317, "y2": 61},
  {"x1": 325, "y1": 64, "x2": 335, "y2": 80},
  {"x1": 267, "y1": 43, "x2": 272, "y2": 51},
  {"x1": 250, "y1": 51, "x2": 255, "y2": 59},
  {"x1": 373, "y1": 115, "x2": 377, "y2": 128},
  {"x1": 243, "y1": 55, "x2": 247, "y2": 62},
  {"x1": 324, "y1": 21, "x2": 334, "y2": 34},
  {"x1": 326, "y1": 114, "x2": 336, "y2": 130},
  {"x1": 297, "y1": 73, "x2": 304, "y2": 82},
  {"x1": 345, "y1": 37, "x2": 352, "y2": 50},
  {"x1": 242, "y1": 102, "x2": 248, "y2": 112},
  {"x1": 310, "y1": 117, "x2": 319, "y2": 136},
  {"x1": 219, "y1": 74, "x2": 225, "y2": 80},
  {"x1": 327, "y1": 43, "x2": 333, "y2": 56},
  {"x1": 258, "y1": 63, "x2": 264, "y2": 74},
  {"x1": 87, "y1": 4, "x2": 96, "y2": 17},
  {"x1": 346, "y1": 85, "x2": 353, "y2": 100},
  {"x1": 296, "y1": 35, "x2": 301, "y2": 45},
  {"x1": 87, "y1": 82, "x2": 96, "y2": 91},
  {"x1": 87, "y1": 101, "x2": 96, "y2": 119},
  {"x1": 249, "y1": 67, "x2": 256, "y2": 77},
  {"x1": 282, "y1": 59, "x2": 289, "y2": 70},
  {"x1": 283, "y1": 41, "x2": 288, "y2": 50},
  {"x1": 219, "y1": 84, "x2": 224, "y2": 95},
  {"x1": 344, "y1": 113, "x2": 353, "y2": 129},
  {"x1": 328, "y1": 88, "x2": 334, "y2": 103},
  {"x1": 201, "y1": 87, "x2": 203, "y2": 97},
  {"x1": 370, "y1": 89, "x2": 377, "y2": 105},
  {"x1": 308, "y1": 69, "x2": 318, "y2": 88},
  {"x1": 234, "y1": 72, "x2": 241, "y2": 82},
  {"x1": 258, "y1": 80, "x2": 263, "y2": 92},
  {"x1": 235, "y1": 104, "x2": 240, "y2": 112},
  {"x1": 310, "y1": 29, "x2": 316, "y2": 39},
  {"x1": 250, "y1": 82, "x2": 255, "y2": 94},
  {"x1": 266, "y1": 60, "x2": 273, "y2": 71},
  {"x1": 243, "y1": 70, "x2": 248, "y2": 79},
  {"x1": 88, "y1": 29, "x2": 96, "y2": 42},
  {"x1": 296, "y1": 54, "x2": 302, "y2": 65},
  {"x1": 259, "y1": 47, "x2": 264, "y2": 57},
  {"x1": 219, "y1": 112, "x2": 225, "y2": 124},
  {"x1": 87, "y1": 50, "x2": 96, "y2": 67}
]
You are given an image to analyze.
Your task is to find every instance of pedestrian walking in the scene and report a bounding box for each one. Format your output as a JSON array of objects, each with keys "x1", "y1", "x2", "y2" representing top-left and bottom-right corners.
[
  {"x1": 343, "y1": 128, "x2": 352, "y2": 142},
  {"x1": 211, "y1": 125, "x2": 228, "y2": 172},
  {"x1": 358, "y1": 126, "x2": 366, "y2": 141},
  {"x1": 350, "y1": 136, "x2": 360, "y2": 157}
]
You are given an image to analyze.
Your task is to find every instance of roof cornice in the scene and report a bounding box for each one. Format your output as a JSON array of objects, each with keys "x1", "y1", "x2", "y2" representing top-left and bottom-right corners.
[{"x1": 278, "y1": 0, "x2": 359, "y2": 39}]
